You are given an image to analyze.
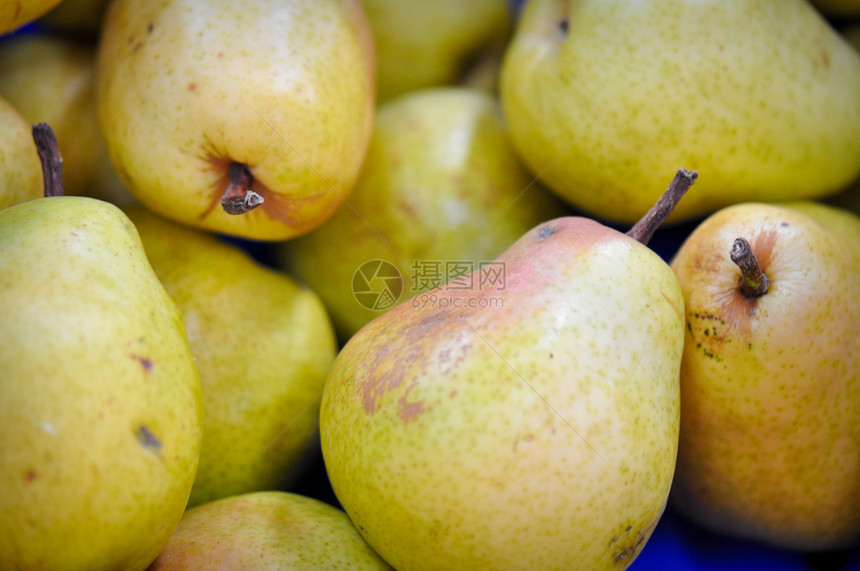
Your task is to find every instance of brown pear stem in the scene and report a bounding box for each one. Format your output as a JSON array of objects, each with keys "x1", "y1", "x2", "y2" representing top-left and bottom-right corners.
[
  {"x1": 626, "y1": 168, "x2": 698, "y2": 245},
  {"x1": 220, "y1": 162, "x2": 263, "y2": 215},
  {"x1": 32, "y1": 122, "x2": 64, "y2": 198},
  {"x1": 730, "y1": 237, "x2": 769, "y2": 297}
]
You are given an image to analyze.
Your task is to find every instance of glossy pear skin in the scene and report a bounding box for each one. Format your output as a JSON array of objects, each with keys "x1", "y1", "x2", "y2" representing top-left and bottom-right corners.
[
  {"x1": 125, "y1": 206, "x2": 337, "y2": 508},
  {"x1": 0, "y1": 95, "x2": 43, "y2": 209},
  {"x1": 149, "y1": 491, "x2": 392, "y2": 570},
  {"x1": 363, "y1": 0, "x2": 512, "y2": 101},
  {"x1": 669, "y1": 202, "x2": 860, "y2": 550},
  {"x1": 96, "y1": 0, "x2": 375, "y2": 240},
  {"x1": 279, "y1": 87, "x2": 567, "y2": 340},
  {"x1": 0, "y1": 34, "x2": 132, "y2": 206},
  {"x1": 321, "y1": 217, "x2": 684, "y2": 570},
  {"x1": 500, "y1": 0, "x2": 860, "y2": 224},
  {"x1": 0, "y1": 197, "x2": 203, "y2": 571}
]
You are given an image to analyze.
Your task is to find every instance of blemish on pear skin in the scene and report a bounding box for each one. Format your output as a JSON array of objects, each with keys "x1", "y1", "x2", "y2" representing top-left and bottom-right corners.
[
  {"x1": 25, "y1": 469, "x2": 36, "y2": 483},
  {"x1": 131, "y1": 354, "x2": 153, "y2": 372},
  {"x1": 537, "y1": 225, "x2": 556, "y2": 240},
  {"x1": 397, "y1": 397, "x2": 425, "y2": 424},
  {"x1": 136, "y1": 425, "x2": 162, "y2": 452}
]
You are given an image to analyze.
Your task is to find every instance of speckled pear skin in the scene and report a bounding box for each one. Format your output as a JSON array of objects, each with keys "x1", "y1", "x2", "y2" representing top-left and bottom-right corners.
[
  {"x1": 149, "y1": 491, "x2": 393, "y2": 570},
  {"x1": 0, "y1": 95, "x2": 43, "y2": 210},
  {"x1": 96, "y1": 0, "x2": 375, "y2": 240},
  {"x1": 321, "y1": 217, "x2": 685, "y2": 570},
  {"x1": 124, "y1": 206, "x2": 337, "y2": 508},
  {"x1": 500, "y1": 0, "x2": 860, "y2": 224},
  {"x1": 0, "y1": 197, "x2": 203, "y2": 570},
  {"x1": 669, "y1": 202, "x2": 860, "y2": 550},
  {"x1": 278, "y1": 87, "x2": 568, "y2": 341}
]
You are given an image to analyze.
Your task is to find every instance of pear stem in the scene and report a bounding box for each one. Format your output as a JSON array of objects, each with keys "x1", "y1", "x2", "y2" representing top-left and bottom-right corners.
[
  {"x1": 32, "y1": 122, "x2": 64, "y2": 198},
  {"x1": 220, "y1": 162, "x2": 263, "y2": 215},
  {"x1": 625, "y1": 168, "x2": 698, "y2": 245},
  {"x1": 730, "y1": 237, "x2": 770, "y2": 297}
]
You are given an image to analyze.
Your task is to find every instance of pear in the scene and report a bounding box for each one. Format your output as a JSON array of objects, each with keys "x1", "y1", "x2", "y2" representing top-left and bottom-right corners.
[
  {"x1": 0, "y1": 0, "x2": 63, "y2": 35},
  {"x1": 124, "y1": 205, "x2": 338, "y2": 508},
  {"x1": 363, "y1": 0, "x2": 513, "y2": 101},
  {"x1": 0, "y1": 33, "x2": 133, "y2": 206},
  {"x1": 668, "y1": 201, "x2": 860, "y2": 551},
  {"x1": 0, "y1": 125, "x2": 203, "y2": 570},
  {"x1": 0, "y1": 94, "x2": 43, "y2": 210},
  {"x1": 95, "y1": 0, "x2": 376, "y2": 240},
  {"x1": 499, "y1": 0, "x2": 860, "y2": 224},
  {"x1": 278, "y1": 87, "x2": 568, "y2": 341},
  {"x1": 149, "y1": 491, "x2": 392, "y2": 570},
  {"x1": 320, "y1": 170, "x2": 697, "y2": 570}
]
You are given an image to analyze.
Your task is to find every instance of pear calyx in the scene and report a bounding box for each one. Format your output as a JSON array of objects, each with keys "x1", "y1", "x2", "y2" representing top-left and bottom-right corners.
[
  {"x1": 221, "y1": 162, "x2": 264, "y2": 215},
  {"x1": 625, "y1": 168, "x2": 698, "y2": 245},
  {"x1": 32, "y1": 122, "x2": 64, "y2": 198},
  {"x1": 730, "y1": 237, "x2": 770, "y2": 297}
]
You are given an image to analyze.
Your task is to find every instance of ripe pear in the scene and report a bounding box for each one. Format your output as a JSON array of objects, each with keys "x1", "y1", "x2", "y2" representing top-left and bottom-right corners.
[
  {"x1": 0, "y1": 126, "x2": 203, "y2": 570},
  {"x1": 124, "y1": 206, "x2": 338, "y2": 508},
  {"x1": 0, "y1": 0, "x2": 63, "y2": 35},
  {"x1": 320, "y1": 171, "x2": 697, "y2": 570},
  {"x1": 500, "y1": 0, "x2": 860, "y2": 224},
  {"x1": 278, "y1": 87, "x2": 568, "y2": 341},
  {"x1": 0, "y1": 33, "x2": 133, "y2": 206},
  {"x1": 149, "y1": 491, "x2": 392, "y2": 570},
  {"x1": 95, "y1": 0, "x2": 376, "y2": 240},
  {"x1": 363, "y1": 0, "x2": 513, "y2": 101},
  {"x1": 668, "y1": 201, "x2": 860, "y2": 551},
  {"x1": 0, "y1": 94, "x2": 43, "y2": 209}
]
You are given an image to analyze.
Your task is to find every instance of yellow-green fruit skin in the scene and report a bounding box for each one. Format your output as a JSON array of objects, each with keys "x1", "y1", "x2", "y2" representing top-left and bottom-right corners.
[
  {"x1": 0, "y1": 95, "x2": 43, "y2": 210},
  {"x1": 669, "y1": 202, "x2": 860, "y2": 550},
  {"x1": 125, "y1": 206, "x2": 337, "y2": 508},
  {"x1": 322, "y1": 218, "x2": 685, "y2": 570},
  {"x1": 149, "y1": 491, "x2": 392, "y2": 569},
  {"x1": 0, "y1": 0, "x2": 63, "y2": 35},
  {"x1": 500, "y1": 0, "x2": 860, "y2": 224},
  {"x1": 279, "y1": 87, "x2": 567, "y2": 341},
  {"x1": 95, "y1": 0, "x2": 375, "y2": 240},
  {"x1": 0, "y1": 197, "x2": 203, "y2": 570}
]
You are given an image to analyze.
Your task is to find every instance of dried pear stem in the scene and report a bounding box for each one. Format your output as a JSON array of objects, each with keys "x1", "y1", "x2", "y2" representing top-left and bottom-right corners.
[
  {"x1": 220, "y1": 162, "x2": 263, "y2": 215},
  {"x1": 626, "y1": 168, "x2": 698, "y2": 245},
  {"x1": 32, "y1": 122, "x2": 64, "y2": 198},
  {"x1": 730, "y1": 237, "x2": 770, "y2": 297}
]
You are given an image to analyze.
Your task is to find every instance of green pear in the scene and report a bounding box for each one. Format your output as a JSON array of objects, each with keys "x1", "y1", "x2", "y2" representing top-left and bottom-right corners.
[
  {"x1": 668, "y1": 201, "x2": 860, "y2": 551},
  {"x1": 0, "y1": 126, "x2": 203, "y2": 570},
  {"x1": 0, "y1": 0, "x2": 63, "y2": 35},
  {"x1": 95, "y1": 0, "x2": 376, "y2": 240},
  {"x1": 278, "y1": 87, "x2": 567, "y2": 341},
  {"x1": 149, "y1": 491, "x2": 393, "y2": 570},
  {"x1": 500, "y1": 0, "x2": 860, "y2": 224},
  {"x1": 364, "y1": 0, "x2": 513, "y2": 101},
  {"x1": 124, "y1": 206, "x2": 338, "y2": 508},
  {"x1": 0, "y1": 94, "x2": 43, "y2": 209},
  {"x1": 320, "y1": 171, "x2": 697, "y2": 570},
  {"x1": 0, "y1": 33, "x2": 134, "y2": 206}
]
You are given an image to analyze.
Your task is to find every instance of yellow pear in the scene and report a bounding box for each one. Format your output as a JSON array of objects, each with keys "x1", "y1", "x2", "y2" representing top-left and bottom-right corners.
[
  {"x1": 363, "y1": 0, "x2": 513, "y2": 101},
  {"x1": 320, "y1": 171, "x2": 697, "y2": 570},
  {"x1": 278, "y1": 87, "x2": 567, "y2": 341},
  {"x1": 95, "y1": 0, "x2": 376, "y2": 240},
  {"x1": 0, "y1": 94, "x2": 42, "y2": 209},
  {"x1": 0, "y1": 33, "x2": 133, "y2": 206},
  {"x1": 669, "y1": 201, "x2": 860, "y2": 551},
  {"x1": 500, "y1": 0, "x2": 860, "y2": 224},
  {"x1": 149, "y1": 491, "x2": 392, "y2": 570},
  {"x1": 0, "y1": 126, "x2": 203, "y2": 570},
  {"x1": 0, "y1": 0, "x2": 63, "y2": 35},
  {"x1": 124, "y1": 206, "x2": 337, "y2": 508}
]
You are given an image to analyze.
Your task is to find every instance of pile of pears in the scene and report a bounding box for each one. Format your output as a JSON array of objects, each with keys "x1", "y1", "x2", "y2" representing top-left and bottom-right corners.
[{"x1": 1, "y1": 0, "x2": 859, "y2": 569}]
